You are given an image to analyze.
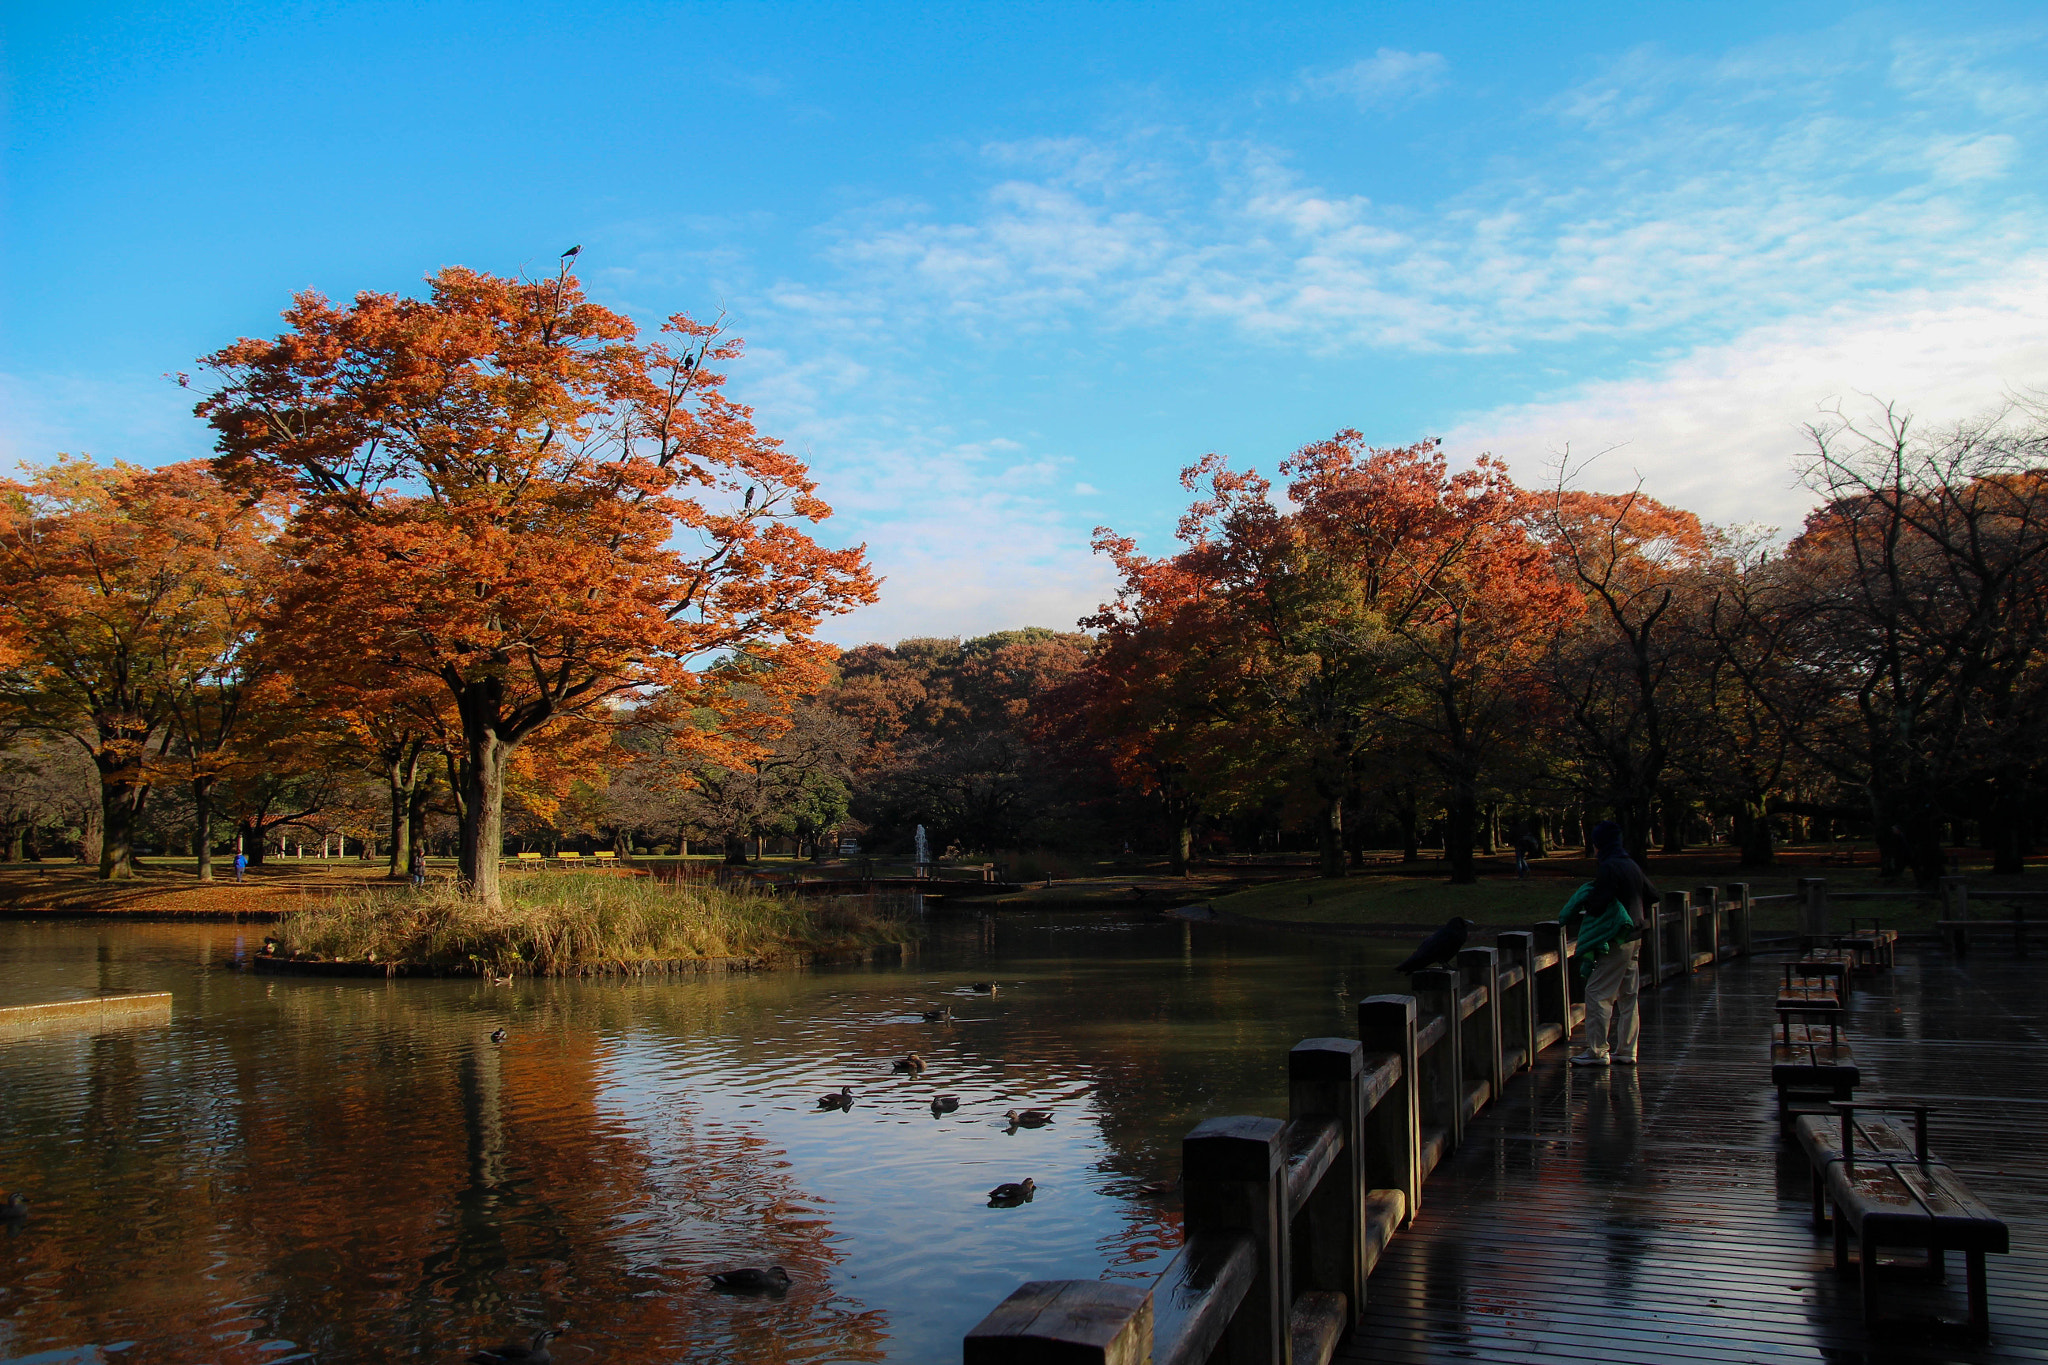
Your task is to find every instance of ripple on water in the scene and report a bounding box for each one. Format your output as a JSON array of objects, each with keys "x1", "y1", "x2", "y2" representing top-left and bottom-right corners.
[{"x1": 0, "y1": 913, "x2": 1404, "y2": 1363}]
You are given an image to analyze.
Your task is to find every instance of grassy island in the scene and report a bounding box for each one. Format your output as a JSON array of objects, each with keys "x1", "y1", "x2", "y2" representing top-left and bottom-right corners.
[{"x1": 275, "y1": 873, "x2": 910, "y2": 973}]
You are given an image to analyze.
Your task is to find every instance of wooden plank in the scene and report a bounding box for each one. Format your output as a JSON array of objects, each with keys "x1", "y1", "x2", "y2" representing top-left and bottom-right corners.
[
  {"x1": 1335, "y1": 949, "x2": 2048, "y2": 1364},
  {"x1": 1152, "y1": 1236, "x2": 1255, "y2": 1365}
]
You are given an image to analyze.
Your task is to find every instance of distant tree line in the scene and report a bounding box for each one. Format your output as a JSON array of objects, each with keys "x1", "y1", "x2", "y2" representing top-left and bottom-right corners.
[{"x1": 1, "y1": 273, "x2": 2040, "y2": 896}]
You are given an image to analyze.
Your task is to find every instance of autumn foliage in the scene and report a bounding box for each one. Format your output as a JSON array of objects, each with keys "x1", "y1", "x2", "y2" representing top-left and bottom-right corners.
[{"x1": 191, "y1": 262, "x2": 872, "y2": 903}]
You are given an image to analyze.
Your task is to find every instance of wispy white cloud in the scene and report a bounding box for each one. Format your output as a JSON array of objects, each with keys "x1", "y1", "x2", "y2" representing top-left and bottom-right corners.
[
  {"x1": 1444, "y1": 257, "x2": 2048, "y2": 532},
  {"x1": 783, "y1": 31, "x2": 2045, "y2": 358},
  {"x1": 1298, "y1": 48, "x2": 1448, "y2": 108}
]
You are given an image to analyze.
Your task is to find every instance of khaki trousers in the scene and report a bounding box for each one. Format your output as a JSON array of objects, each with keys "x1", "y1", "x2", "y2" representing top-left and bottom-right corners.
[{"x1": 1582, "y1": 939, "x2": 1640, "y2": 1060}]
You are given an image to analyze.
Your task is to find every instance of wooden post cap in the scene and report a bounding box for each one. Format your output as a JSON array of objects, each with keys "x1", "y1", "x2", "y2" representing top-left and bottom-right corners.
[
  {"x1": 963, "y1": 1280, "x2": 1153, "y2": 1365},
  {"x1": 1289, "y1": 1036, "x2": 1364, "y2": 1081}
]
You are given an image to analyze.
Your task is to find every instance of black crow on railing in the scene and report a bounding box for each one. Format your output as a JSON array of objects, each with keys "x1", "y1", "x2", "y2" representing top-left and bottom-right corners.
[{"x1": 1394, "y1": 917, "x2": 1479, "y2": 974}]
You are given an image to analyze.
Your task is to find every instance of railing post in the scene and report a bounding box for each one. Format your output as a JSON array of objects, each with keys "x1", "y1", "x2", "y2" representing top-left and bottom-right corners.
[
  {"x1": 1532, "y1": 920, "x2": 1574, "y2": 1053},
  {"x1": 1358, "y1": 995, "x2": 1419, "y2": 1224},
  {"x1": 1412, "y1": 967, "x2": 1462, "y2": 1150},
  {"x1": 1692, "y1": 885, "x2": 1721, "y2": 966},
  {"x1": 1495, "y1": 930, "x2": 1536, "y2": 1072},
  {"x1": 1184, "y1": 1116, "x2": 1289, "y2": 1365},
  {"x1": 964, "y1": 1281, "x2": 1153, "y2": 1364},
  {"x1": 1289, "y1": 1038, "x2": 1366, "y2": 1329},
  {"x1": 1661, "y1": 890, "x2": 1691, "y2": 981},
  {"x1": 1456, "y1": 946, "x2": 1502, "y2": 1112},
  {"x1": 1642, "y1": 893, "x2": 1665, "y2": 983},
  {"x1": 1798, "y1": 877, "x2": 1829, "y2": 950},
  {"x1": 1724, "y1": 883, "x2": 1752, "y2": 956},
  {"x1": 1940, "y1": 876, "x2": 1968, "y2": 954}
]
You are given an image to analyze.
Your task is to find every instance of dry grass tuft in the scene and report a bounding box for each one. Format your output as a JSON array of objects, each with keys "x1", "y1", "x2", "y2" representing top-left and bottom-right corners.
[{"x1": 278, "y1": 874, "x2": 909, "y2": 972}]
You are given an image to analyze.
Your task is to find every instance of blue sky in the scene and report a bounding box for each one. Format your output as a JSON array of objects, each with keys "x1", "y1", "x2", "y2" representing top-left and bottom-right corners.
[{"x1": 6, "y1": 2, "x2": 2047, "y2": 642}]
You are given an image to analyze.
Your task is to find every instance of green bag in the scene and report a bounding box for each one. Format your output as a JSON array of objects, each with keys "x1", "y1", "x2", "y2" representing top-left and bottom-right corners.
[{"x1": 1558, "y1": 881, "x2": 1633, "y2": 977}]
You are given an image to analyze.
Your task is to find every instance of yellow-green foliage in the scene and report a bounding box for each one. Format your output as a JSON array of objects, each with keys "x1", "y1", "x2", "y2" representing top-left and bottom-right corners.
[{"x1": 280, "y1": 873, "x2": 907, "y2": 972}]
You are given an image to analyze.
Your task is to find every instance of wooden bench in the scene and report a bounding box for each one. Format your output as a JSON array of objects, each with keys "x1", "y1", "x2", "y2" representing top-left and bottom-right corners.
[
  {"x1": 1791, "y1": 952, "x2": 1854, "y2": 1001},
  {"x1": 593, "y1": 850, "x2": 618, "y2": 860},
  {"x1": 1800, "y1": 1102, "x2": 2008, "y2": 1339},
  {"x1": 1833, "y1": 918, "x2": 1898, "y2": 971},
  {"x1": 515, "y1": 852, "x2": 549, "y2": 865},
  {"x1": 1770, "y1": 1017, "x2": 1857, "y2": 1127}
]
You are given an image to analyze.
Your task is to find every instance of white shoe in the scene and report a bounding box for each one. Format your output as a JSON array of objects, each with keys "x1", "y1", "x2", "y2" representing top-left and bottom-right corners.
[{"x1": 1570, "y1": 1050, "x2": 1610, "y2": 1067}]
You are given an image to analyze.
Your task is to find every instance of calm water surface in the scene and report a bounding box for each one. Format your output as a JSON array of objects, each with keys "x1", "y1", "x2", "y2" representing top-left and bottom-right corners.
[{"x1": 0, "y1": 912, "x2": 1405, "y2": 1364}]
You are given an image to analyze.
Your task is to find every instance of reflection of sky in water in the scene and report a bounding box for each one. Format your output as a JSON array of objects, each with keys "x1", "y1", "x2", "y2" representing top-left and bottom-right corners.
[{"x1": 0, "y1": 914, "x2": 1403, "y2": 1362}]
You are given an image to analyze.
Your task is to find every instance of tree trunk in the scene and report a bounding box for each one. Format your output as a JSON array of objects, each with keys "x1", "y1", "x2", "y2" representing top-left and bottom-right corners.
[
  {"x1": 458, "y1": 729, "x2": 509, "y2": 909},
  {"x1": 241, "y1": 819, "x2": 270, "y2": 866},
  {"x1": 387, "y1": 772, "x2": 411, "y2": 878},
  {"x1": 193, "y1": 777, "x2": 215, "y2": 882},
  {"x1": 723, "y1": 837, "x2": 749, "y2": 866},
  {"x1": 1317, "y1": 790, "x2": 1345, "y2": 879},
  {"x1": 98, "y1": 769, "x2": 147, "y2": 880},
  {"x1": 1444, "y1": 780, "x2": 1478, "y2": 885},
  {"x1": 1659, "y1": 790, "x2": 1686, "y2": 855},
  {"x1": 1395, "y1": 786, "x2": 1420, "y2": 863},
  {"x1": 79, "y1": 800, "x2": 103, "y2": 865},
  {"x1": 3, "y1": 824, "x2": 21, "y2": 862},
  {"x1": 1990, "y1": 772, "x2": 2027, "y2": 876},
  {"x1": 1170, "y1": 820, "x2": 1194, "y2": 877},
  {"x1": 1735, "y1": 798, "x2": 1775, "y2": 868},
  {"x1": 408, "y1": 783, "x2": 430, "y2": 874}
]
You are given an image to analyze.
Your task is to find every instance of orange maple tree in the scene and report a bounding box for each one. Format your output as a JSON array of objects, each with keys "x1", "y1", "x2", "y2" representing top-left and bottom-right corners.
[
  {"x1": 0, "y1": 459, "x2": 277, "y2": 878},
  {"x1": 197, "y1": 261, "x2": 875, "y2": 905}
]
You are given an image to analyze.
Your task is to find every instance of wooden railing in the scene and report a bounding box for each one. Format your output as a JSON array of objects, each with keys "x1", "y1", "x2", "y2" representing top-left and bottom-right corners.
[{"x1": 963, "y1": 893, "x2": 1757, "y2": 1365}]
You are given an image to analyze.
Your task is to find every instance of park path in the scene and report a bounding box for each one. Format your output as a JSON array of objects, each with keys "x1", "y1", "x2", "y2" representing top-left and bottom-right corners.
[{"x1": 1338, "y1": 944, "x2": 2048, "y2": 1363}]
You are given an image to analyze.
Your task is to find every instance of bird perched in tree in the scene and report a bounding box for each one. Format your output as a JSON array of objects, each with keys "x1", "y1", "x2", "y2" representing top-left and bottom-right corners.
[
  {"x1": 892, "y1": 1053, "x2": 926, "y2": 1074},
  {"x1": 987, "y1": 1178, "x2": 1036, "y2": 1206},
  {"x1": 709, "y1": 1265, "x2": 792, "y2": 1295},
  {"x1": 1004, "y1": 1109, "x2": 1054, "y2": 1129},
  {"x1": 1, "y1": 1193, "x2": 28, "y2": 1222},
  {"x1": 1393, "y1": 918, "x2": 1480, "y2": 974},
  {"x1": 818, "y1": 1085, "x2": 854, "y2": 1110},
  {"x1": 930, "y1": 1094, "x2": 960, "y2": 1115},
  {"x1": 561, "y1": 245, "x2": 581, "y2": 260},
  {"x1": 920, "y1": 1005, "x2": 951, "y2": 1022},
  {"x1": 467, "y1": 1325, "x2": 564, "y2": 1364},
  {"x1": 490, "y1": 1027, "x2": 507, "y2": 1044}
]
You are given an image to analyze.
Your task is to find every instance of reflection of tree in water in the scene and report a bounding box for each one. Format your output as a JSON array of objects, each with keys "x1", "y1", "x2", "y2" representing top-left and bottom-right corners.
[
  {"x1": 1, "y1": 971, "x2": 888, "y2": 1364},
  {"x1": 4, "y1": 915, "x2": 1394, "y2": 1363}
]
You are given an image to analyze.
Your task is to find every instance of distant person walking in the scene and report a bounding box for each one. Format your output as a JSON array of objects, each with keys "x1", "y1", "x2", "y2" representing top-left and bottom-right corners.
[
  {"x1": 1568, "y1": 820, "x2": 1660, "y2": 1067},
  {"x1": 408, "y1": 843, "x2": 425, "y2": 889},
  {"x1": 1515, "y1": 830, "x2": 1539, "y2": 879},
  {"x1": 233, "y1": 850, "x2": 247, "y2": 883}
]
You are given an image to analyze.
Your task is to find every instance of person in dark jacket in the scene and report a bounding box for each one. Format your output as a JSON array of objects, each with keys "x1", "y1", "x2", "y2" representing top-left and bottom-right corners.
[{"x1": 1572, "y1": 820, "x2": 1660, "y2": 1066}]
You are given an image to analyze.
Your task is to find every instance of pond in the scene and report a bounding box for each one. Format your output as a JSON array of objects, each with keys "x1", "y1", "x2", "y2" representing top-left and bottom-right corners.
[{"x1": 0, "y1": 912, "x2": 1407, "y2": 1364}]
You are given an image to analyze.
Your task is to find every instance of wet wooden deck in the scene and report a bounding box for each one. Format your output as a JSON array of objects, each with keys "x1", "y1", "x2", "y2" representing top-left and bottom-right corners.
[{"x1": 1342, "y1": 947, "x2": 2048, "y2": 1363}]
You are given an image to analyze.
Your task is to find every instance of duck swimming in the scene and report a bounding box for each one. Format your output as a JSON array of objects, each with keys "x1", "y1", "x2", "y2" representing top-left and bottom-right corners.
[
  {"x1": 892, "y1": 1053, "x2": 926, "y2": 1075},
  {"x1": 1004, "y1": 1109, "x2": 1054, "y2": 1128},
  {"x1": 920, "y1": 1005, "x2": 952, "y2": 1022},
  {"x1": 987, "y1": 1178, "x2": 1036, "y2": 1206},
  {"x1": 709, "y1": 1265, "x2": 793, "y2": 1295},
  {"x1": 490, "y1": 1027, "x2": 507, "y2": 1044},
  {"x1": 970, "y1": 982, "x2": 997, "y2": 994},
  {"x1": 818, "y1": 1086, "x2": 854, "y2": 1110},
  {"x1": 930, "y1": 1094, "x2": 960, "y2": 1115},
  {"x1": 466, "y1": 1325, "x2": 564, "y2": 1364},
  {"x1": 0, "y1": 1193, "x2": 27, "y2": 1222}
]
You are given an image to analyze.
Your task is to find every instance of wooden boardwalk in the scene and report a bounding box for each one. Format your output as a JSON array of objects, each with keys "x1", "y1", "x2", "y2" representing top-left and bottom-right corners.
[{"x1": 1341, "y1": 947, "x2": 2048, "y2": 1363}]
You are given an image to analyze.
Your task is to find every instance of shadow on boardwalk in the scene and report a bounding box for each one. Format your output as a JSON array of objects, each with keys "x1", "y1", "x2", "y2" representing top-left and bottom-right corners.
[{"x1": 1343, "y1": 947, "x2": 2048, "y2": 1364}]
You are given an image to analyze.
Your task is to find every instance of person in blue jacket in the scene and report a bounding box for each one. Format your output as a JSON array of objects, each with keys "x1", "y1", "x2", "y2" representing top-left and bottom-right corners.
[
  {"x1": 1566, "y1": 820, "x2": 1661, "y2": 1066},
  {"x1": 233, "y1": 849, "x2": 247, "y2": 883}
]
